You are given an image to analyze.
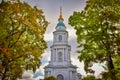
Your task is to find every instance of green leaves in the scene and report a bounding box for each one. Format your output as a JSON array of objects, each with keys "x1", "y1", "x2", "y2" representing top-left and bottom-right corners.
[
  {"x1": 44, "y1": 76, "x2": 56, "y2": 80},
  {"x1": 69, "y1": 0, "x2": 120, "y2": 79},
  {"x1": 82, "y1": 75, "x2": 96, "y2": 80}
]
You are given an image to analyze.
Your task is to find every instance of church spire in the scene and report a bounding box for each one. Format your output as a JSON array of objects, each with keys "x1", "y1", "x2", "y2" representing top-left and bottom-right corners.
[{"x1": 58, "y1": 6, "x2": 64, "y2": 21}]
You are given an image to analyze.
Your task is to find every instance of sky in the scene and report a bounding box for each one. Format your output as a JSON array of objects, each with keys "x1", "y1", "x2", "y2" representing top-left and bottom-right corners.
[{"x1": 0, "y1": 0, "x2": 105, "y2": 79}]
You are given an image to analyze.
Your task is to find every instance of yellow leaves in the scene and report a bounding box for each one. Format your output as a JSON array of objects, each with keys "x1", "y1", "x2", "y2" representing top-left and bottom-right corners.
[
  {"x1": 0, "y1": 48, "x2": 9, "y2": 55},
  {"x1": 0, "y1": 1, "x2": 48, "y2": 79},
  {"x1": 22, "y1": 16, "x2": 44, "y2": 39},
  {"x1": 0, "y1": 48, "x2": 12, "y2": 59},
  {"x1": 12, "y1": 3, "x2": 20, "y2": 12}
]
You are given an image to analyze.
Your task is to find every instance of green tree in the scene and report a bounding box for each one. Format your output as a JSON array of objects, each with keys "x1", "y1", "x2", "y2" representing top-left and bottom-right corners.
[
  {"x1": 0, "y1": 0, "x2": 48, "y2": 80},
  {"x1": 44, "y1": 76, "x2": 56, "y2": 80},
  {"x1": 82, "y1": 75, "x2": 97, "y2": 80},
  {"x1": 69, "y1": 0, "x2": 120, "y2": 79}
]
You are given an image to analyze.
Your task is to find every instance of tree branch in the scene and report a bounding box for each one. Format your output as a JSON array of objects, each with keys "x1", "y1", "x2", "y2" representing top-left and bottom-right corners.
[{"x1": 9, "y1": 27, "x2": 26, "y2": 48}]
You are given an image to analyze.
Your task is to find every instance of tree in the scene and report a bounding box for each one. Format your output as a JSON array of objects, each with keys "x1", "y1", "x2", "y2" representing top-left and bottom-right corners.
[
  {"x1": 44, "y1": 76, "x2": 56, "y2": 80},
  {"x1": 69, "y1": 0, "x2": 120, "y2": 79},
  {"x1": 0, "y1": 0, "x2": 48, "y2": 80},
  {"x1": 82, "y1": 75, "x2": 97, "y2": 80}
]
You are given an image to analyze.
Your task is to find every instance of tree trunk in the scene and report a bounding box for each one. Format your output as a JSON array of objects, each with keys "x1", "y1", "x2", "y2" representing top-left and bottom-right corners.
[
  {"x1": 1, "y1": 67, "x2": 7, "y2": 80},
  {"x1": 107, "y1": 53, "x2": 114, "y2": 70},
  {"x1": 107, "y1": 53, "x2": 116, "y2": 80},
  {"x1": 2, "y1": 56, "x2": 8, "y2": 80}
]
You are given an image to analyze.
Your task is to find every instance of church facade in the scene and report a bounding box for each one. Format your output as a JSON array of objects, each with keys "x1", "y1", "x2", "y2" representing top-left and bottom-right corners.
[{"x1": 44, "y1": 8, "x2": 81, "y2": 80}]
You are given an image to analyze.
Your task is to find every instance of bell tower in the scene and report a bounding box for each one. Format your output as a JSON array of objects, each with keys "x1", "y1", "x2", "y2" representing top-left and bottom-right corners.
[
  {"x1": 51, "y1": 7, "x2": 71, "y2": 66},
  {"x1": 44, "y1": 7, "x2": 81, "y2": 80}
]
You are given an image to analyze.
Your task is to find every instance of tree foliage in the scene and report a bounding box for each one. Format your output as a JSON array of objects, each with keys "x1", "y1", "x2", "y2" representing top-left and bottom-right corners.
[
  {"x1": 0, "y1": 0, "x2": 48, "y2": 80},
  {"x1": 69, "y1": 0, "x2": 120, "y2": 79},
  {"x1": 44, "y1": 76, "x2": 56, "y2": 80},
  {"x1": 82, "y1": 75, "x2": 97, "y2": 80}
]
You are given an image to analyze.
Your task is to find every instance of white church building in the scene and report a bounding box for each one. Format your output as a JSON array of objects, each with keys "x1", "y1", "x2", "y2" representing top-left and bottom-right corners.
[{"x1": 44, "y1": 8, "x2": 81, "y2": 80}]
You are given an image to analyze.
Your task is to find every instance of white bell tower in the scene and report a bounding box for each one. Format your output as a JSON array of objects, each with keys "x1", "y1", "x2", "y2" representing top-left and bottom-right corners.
[
  {"x1": 51, "y1": 7, "x2": 71, "y2": 66},
  {"x1": 44, "y1": 7, "x2": 81, "y2": 80}
]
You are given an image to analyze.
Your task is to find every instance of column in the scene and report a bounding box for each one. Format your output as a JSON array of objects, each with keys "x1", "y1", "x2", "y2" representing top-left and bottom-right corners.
[
  {"x1": 63, "y1": 34, "x2": 65, "y2": 42},
  {"x1": 68, "y1": 49, "x2": 71, "y2": 61},
  {"x1": 55, "y1": 48, "x2": 58, "y2": 61},
  {"x1": 54, "y1": 49, "x2": 56, "y2": 62},
  {"x1": 64, "y1": 48, "x2": 66, "y2": 61},
  {"x1": 45, "y1": 71, "x2": 48, "y2": 77},
  {"x1": 66, "y1": 48, "x2": 69, "y2": 61},
  {"x1": 62, "y1": 48, "x2": 64, "y2": 61},
  {"x1": 69, "y1": 71, "x2": 73, "y2": 80},
  {"x1": 51, "y1": 49, "x2": 53, "y2": 62},
  {"x1": 48, "y1": 71, "x2": 51, "y2": 76}
]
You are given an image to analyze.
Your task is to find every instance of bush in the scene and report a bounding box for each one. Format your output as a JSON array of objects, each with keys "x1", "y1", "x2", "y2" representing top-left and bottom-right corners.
[{"x1": 44, "y1": 76, "x2": 56, "y2": 80}]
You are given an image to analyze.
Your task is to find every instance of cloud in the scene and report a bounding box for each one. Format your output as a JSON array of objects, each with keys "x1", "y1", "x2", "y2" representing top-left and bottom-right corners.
[
  {"x1": 91, "y1": 63, "x2": 105, "y2": 77},
  {"x1": 42, "y1": 50, "x2": 51, "y2": 61},
  {"x1": 44, "y1": 33, "x2": 53, "y2": 42},
  {"x1": 32, "y1": 62, "x2": 49, "y2": 80},
  {"x1": 33, "y1": 71, "x2": 43, "y2": 78},
  {"x1": 32, "y1": 51, "x2": 50, "y2": 79},
  {"x1": 67, "y1": 26, "x2": 77, "y2": 40},
  {"x1": 21, "y1": 71, "x2": 35, "y2": 80},
  {"x1": 71, "y1": 58, "x2": 86, "y2": 76}
]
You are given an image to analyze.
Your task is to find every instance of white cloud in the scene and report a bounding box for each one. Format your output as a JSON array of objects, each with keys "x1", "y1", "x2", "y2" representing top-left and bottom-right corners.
[
  {"x1": 67, "y1": 26, "x2": 77, "y2": 40},
  {"x1": 42, "y1": 50, "x2": 51, "y2": 62},
  {"x1": 32, "y1": 51, "x2": 50, "y2": 79},
  {"x1": 44, "y1": 33, "x2": 53, "y2": 42},
  {"x1": 21, "y1": 71, "x2": 35, "y2": 80},
  {"x1": 91, "y1": 63, "x2": 105, "y2": 77},
  {"x1": 71, "y1": 58, "x2": 86, "y2": 76},
  {"x1": 36, "y1": 62, "x2": 49, "y2": 76}
]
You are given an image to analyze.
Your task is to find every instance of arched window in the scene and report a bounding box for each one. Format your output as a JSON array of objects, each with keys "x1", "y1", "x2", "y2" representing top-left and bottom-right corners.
[
  {"x1": 58, "y1": 35, "x2": 62, "y2": 41},
  {"x1": 58, "y1": 52, "x2": 62, "y2": 62},
  {"x1": 57, "y1": 74, "x2": 64, "y2": 80}
]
